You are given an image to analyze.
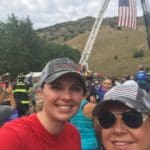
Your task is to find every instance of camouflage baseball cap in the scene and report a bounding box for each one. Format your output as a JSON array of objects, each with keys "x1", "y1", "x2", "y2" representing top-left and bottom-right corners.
[
  {"x1": 39, "y1": 58, "x2": 82, "y2": 86},
  {"x1": 93, "y1": 84, "x2": 150, "y2": 117}
]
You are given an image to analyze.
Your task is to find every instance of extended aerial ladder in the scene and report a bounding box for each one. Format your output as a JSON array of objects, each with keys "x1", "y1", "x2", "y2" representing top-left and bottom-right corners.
[
  {"x1": 79, "y1": 0, "x2": 150, "y2": 71},
  {"x1": 79, "y1": 0, "x2": 110, "y2": 71},
  {"x1": 140, "y1": 0, "x2": 150, "y2": 49}
]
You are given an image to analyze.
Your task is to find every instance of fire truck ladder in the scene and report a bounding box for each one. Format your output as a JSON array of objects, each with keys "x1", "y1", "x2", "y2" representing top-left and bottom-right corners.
[{"x1": 79, "y1": 0, "x2": 110, "y2": 70}]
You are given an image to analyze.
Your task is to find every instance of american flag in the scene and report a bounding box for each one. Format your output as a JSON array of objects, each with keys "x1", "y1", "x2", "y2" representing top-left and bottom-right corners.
[{"x1": 118, "y1": 0, "x2": 137, "y2": 30}]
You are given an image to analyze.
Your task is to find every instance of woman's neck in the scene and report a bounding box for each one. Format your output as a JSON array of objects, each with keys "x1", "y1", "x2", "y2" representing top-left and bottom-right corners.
[{"x1": 37, "y1": 111, "x2": 65, "y2": 136}]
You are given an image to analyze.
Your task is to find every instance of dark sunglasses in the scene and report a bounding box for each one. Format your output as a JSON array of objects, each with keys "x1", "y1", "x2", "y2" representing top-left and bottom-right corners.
[{"x1": 97, "y1": 110, "x2": 148, "y2": 129}]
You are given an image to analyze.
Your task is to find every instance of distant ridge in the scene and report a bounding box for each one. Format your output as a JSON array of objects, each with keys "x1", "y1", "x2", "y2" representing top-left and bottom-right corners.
[
  {"x1": 36, "y1": 16, "x2": 150, "y2": 77},
  {"x1": 36, "y1": 16, "x2": 144, "y2": 43}
]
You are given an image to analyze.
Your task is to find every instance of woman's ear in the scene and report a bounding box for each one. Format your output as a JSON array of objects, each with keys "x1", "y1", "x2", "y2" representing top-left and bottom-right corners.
[{"x1": 37, "y1": 88, "x2": 43, "y2": 100}]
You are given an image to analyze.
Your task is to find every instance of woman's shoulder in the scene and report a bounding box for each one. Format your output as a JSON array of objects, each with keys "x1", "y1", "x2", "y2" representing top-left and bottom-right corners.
[
  {"x1": 83, "y1": 102, "x2": 96, "y2": 119},
  {"x1": 0, "y1": 114, "x2": 37, "y2": 132}
]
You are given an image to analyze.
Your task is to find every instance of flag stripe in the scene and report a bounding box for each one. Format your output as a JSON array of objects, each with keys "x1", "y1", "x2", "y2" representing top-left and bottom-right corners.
[{"x1": 118, "y1": 0, "x2": 137, "y2": 30}]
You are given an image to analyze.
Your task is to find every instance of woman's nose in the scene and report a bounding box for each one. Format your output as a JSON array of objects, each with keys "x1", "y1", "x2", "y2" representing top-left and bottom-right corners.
[
  {"x1": 112, "y1": 117, "x2": 128, "y2": 135},
  {"x1": 61, "y1": 89, "x2": 72, "y2": 100}
]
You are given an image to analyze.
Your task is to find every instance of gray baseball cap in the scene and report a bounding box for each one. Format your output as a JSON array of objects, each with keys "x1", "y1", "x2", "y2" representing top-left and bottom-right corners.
[
  {"x1": 40, "y1": 57, "x2": 83, "y2": 86},
  {"x1": 0, "y1": 105, "x2": 12, "y2": 126},
  {"x1": 93, "y1": 84, "x2": 150, "y2": 116}
]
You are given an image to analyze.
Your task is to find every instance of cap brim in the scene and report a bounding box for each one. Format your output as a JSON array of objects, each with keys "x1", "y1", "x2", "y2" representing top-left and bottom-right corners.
[
  {"x1": 93, "y1": 100, "x2": 131, "y2": 118},
  {"x1": 45, "y1": 71, "x2": 83, "y2": 83},
  {"x1": 93, "y1": 97, "x2": 149, "y2": 118}
]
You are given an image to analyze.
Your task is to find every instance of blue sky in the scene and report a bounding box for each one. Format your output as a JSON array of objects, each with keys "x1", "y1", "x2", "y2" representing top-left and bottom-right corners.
[{"x1": 0, "y1": 0, "x2": 143, "y2": 29}]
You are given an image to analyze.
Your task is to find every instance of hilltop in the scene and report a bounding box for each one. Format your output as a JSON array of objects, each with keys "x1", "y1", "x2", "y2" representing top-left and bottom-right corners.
[{"x1": 36, "y1": 16, "x2": 150, "y2": 77}]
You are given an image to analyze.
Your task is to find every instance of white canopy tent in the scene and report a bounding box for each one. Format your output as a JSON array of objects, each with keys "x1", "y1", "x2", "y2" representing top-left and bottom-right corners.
[{"x1": 25, "y1": 72, "x2": 42, "y2": 78}]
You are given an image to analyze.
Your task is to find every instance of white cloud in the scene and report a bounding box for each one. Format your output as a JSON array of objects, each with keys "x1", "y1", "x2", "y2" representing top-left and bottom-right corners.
[{"x1": 0, "y1": 0, "x2": 143, "y2": 29}]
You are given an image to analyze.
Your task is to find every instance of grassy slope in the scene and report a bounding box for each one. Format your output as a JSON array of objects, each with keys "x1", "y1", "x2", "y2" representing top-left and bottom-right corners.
[{"x1": 65, "y1": 25, "x2": 150, "y2": 77}]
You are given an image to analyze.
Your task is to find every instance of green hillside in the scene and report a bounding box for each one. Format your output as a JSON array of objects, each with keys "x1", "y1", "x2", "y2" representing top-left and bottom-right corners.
[
  {"x1": 36, "y1": 16, "x2": 150, "y2": 77},
  {"x1": 65, "y1": 25, "x2": 150, "y2": 77}
]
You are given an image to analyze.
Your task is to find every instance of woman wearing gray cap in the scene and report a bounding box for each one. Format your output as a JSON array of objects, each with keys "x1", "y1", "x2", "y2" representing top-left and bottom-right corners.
[
  {"x1": 0, "y1": 58, "x2": 86, "y2": 150},
  {"x1": 93, "y1": 84, "x2": 150, "y2": 150}
]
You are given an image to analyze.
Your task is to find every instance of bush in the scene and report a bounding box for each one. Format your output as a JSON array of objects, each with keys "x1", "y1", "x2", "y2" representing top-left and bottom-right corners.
[
  {"x1": 133, "y1": 49, "x2": 144, "y2": 58},
  {"x1": 114, "y1": 55, "x2": 118, "y2": 60}
]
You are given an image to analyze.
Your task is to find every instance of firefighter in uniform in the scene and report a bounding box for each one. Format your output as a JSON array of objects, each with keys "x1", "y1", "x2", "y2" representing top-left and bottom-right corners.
[{"x1": 13, "y1": 73, "x2": 31, "y2": 117}]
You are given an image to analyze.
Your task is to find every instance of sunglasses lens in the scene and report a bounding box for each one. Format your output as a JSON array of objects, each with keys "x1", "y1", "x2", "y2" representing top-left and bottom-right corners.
[
  {"x1": 122, "y1": 111, "x2": 143, "y2": 128},
  {"x1": 98, "y1": 112, "x2": 116, "y2": 129}
]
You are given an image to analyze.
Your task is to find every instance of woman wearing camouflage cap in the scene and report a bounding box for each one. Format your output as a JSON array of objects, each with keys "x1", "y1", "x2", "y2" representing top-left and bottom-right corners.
[
  {"x1": 93, "y1": 83, "x2": 150, "y2": 150},
  {"x1": 0, "y1": 58, "x2": 86, "y2": 150}
]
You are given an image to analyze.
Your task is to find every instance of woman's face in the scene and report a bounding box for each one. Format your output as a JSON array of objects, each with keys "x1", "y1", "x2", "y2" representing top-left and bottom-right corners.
[
  {"x1": 40, "y1": 73, "x2": 84, "y2": 122},
  {"x1": 102, "y1": 79, "x2": 113, "y2": 91},
  {"x1": 100, "y1": 105, "x2": 150, "y2": 150}
]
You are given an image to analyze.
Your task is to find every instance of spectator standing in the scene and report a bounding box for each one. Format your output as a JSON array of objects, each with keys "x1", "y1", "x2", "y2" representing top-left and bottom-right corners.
[
  {"x1": 95, "y1": 78, "x2": 114, "y2": 102},
  {"x1": 0, "y1": 81, "x2": 18, "y2": 126},
  {"x1": 70, "y1": 90, "x2": 100, "y2": 150},
  {"x1": 87, "y1": 81, "x2": 99, "y2": 103},
  {"x1": 135, "y1": 64, "x2": 150, "y2": 92},
  {"x1": 0, "y1": 58, "x2": 86, "y2": 150},
  {"x1": 0, "y1": 105, "x2": 12, "y2": 126},
  {"x1": 13, "y1": 73, "x2": 31, "y2": 117},
  {"x1": 135, "y1": 64, "x2": 148, "y2": 81}
]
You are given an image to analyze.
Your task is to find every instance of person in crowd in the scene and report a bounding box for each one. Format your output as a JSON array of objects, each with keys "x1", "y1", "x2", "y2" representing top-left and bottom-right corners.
[
  {"x1": 84, "y1": 70, "x2": 94, "y2": 89},
  {"x1": 70, "y1": 89, "x2": 100, "y2": 150},
  {"x1": 0, "y1": 57, "x2": 86, "y2": 150},
  {"x1": 87, "y1": 81, "x2": 99, "y2": 103},
  {"x1": 93, "y1": 83, "x2": 150, "y2": 150},
  {"x1": 112, "y1": 76, "x2": 121, "y2": 86},
  {"x1": 0, "y1": 80, "x2": 18, "y2": 126},
  {"x1": 0, "y1": 105, "x2": 12, "y2": 126},
  {"x1": 30, "y1": 77, "x2": 40, "y2": 101},
  {"x1": 13, "y1": 73, "x2": 31, "y2": 117},
  {"x1": 95, "y1": 77, "x2": 114, "y2": 102},
  {"x1": 28, "y1": 77, "x2": 41, "y2": 113},
  {"x1": 135, "y1": 64, "x2": 150, "y2": 92},
  {"x1": 135, "y1": 64, "x2": 147, "y2": 81}
]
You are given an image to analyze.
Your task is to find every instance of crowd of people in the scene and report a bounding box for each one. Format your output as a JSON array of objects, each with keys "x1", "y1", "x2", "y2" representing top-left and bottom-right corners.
[{"x1": 0, "y1": 58, "x2": 150, "y2": 150}]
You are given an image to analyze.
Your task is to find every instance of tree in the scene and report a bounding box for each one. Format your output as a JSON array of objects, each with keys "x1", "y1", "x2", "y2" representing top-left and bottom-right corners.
[
  {"x1": 0, "y1": 14, "x2": 43, "y2": 76},
  {"x1": 0, "y1": 14, "x2": 81, "y2": 77},
  {"x1": 41, "y1": 42, "x2": 80, "y2": 67}
]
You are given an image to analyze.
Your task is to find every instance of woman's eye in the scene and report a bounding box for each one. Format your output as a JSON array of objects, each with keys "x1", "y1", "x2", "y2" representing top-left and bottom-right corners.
[
  {"x1": 70, "y1": 86, "x2": 82, "y2": 92},
  {"x1": 51, "y1": 85, "x2": 62, "y2": 90}
]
